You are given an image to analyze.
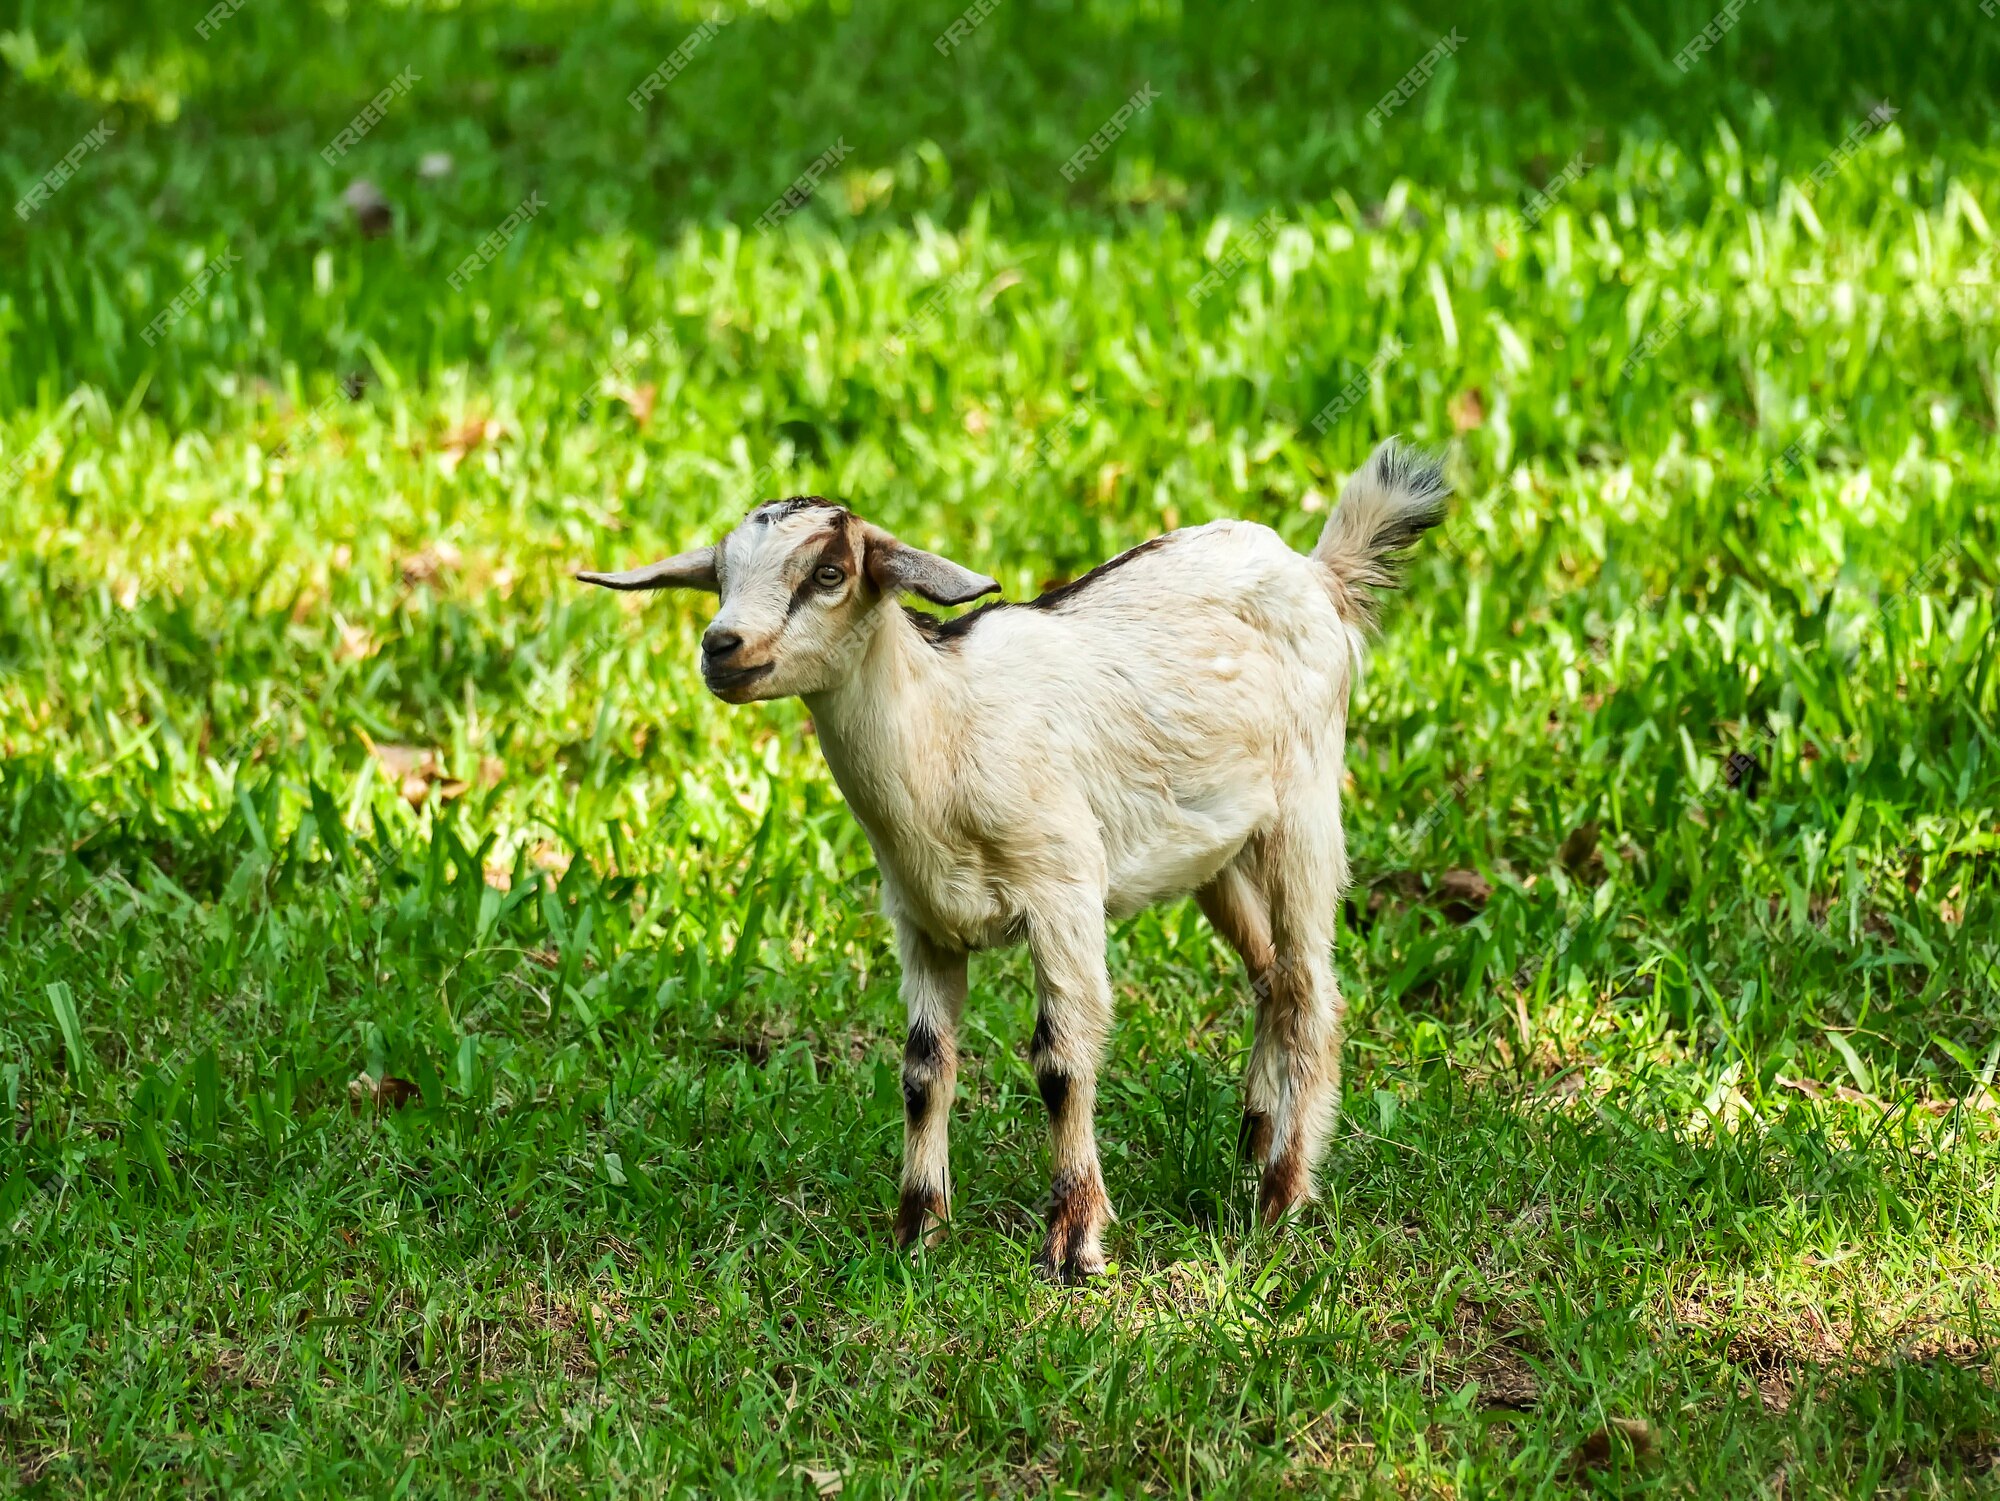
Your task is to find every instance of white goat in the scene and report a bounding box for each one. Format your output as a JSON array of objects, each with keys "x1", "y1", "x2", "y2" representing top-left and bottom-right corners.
[{"x1": 580, "y1": 439, "x2": 1447, "y2": 1280}]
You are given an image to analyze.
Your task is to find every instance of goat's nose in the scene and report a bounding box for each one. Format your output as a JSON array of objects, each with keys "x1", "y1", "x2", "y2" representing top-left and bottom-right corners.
[{"x1": 702, "y1": 628, "x2": 744, "y2": 664}]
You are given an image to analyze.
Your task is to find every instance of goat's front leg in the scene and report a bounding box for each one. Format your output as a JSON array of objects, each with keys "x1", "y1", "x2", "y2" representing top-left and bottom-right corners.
[
  {"x1": 1025, "y1": 894, "x2": 1116, "y2": 1282},
  {"x1": 893, "y1": 922, "x2": 968, "y2": 1251}
]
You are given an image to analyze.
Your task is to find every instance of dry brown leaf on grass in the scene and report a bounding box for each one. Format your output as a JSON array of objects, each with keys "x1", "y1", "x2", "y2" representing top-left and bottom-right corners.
[
  {"x1": 611, "y1": 382, "x2": 657, "y2": 428},
  {"x1": 1576, "y1": 1416, "x2": 1655, "y2": 1469},
  {"x1": 1559, "y1": 820, "x2": 1601, "y2": 875},
  {"x1": 1776, "y1": 1074, "x2": 1971, "y2": 1116},
  {"x1": 358, "y1": 735, "x2": 472, "y2": 808},
  {"x1": 439, "y1": 416, "x2": 504, "y2": 457},
  {"x1": 1448, "y1": 386, "x2": 1486, "y2": 432},
  {"x1": 348, "y1": 1074, "x2": 420, "y2": 1112},
  {"x1": 288, "y1": 586, "x2": 326, "y2": 624},
  {"x1": 364, "y1": 740, "x2": 435, "y2": 780},
  {"x1": 427, "y1": 417, "x2": 508, "y2": 477},
  {"x1": 334, "y1": 615, "x2": 378, "y2": 663},
  {"x1": 1433, "y1": 868, "x2": 1492, "y2": 922},
  {"x1": 399, "y1": 541, "x2": 463, "y2": 586}
]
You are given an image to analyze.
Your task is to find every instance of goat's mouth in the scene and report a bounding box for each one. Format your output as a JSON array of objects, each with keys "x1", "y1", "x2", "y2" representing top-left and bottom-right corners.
[{"x1": 703, "y1": 661, "x2": 774, "y2": 699}]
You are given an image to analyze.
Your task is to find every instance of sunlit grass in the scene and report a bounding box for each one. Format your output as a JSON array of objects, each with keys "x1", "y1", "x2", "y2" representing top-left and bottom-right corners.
[{"x1": 3, "y1": 0, "x2": 1998, "y2": 1494}]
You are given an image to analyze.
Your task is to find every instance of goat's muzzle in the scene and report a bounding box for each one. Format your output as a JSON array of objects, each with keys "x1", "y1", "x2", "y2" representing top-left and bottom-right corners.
[
  {"x1": 700, "y1": 626, "x2": 774, "y2": 699},
  {"x1": 702, "y1": 659, "x2": 774, "y2": 700}
]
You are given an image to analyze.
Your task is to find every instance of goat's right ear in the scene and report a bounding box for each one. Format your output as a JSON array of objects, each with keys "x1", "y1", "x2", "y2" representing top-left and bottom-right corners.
[
  {"x1": 576, "y1": 545, "x2": 719, "y2": 593},
  {"x1": 860, "y1": 524, "x2": 999, "y2": 606}
]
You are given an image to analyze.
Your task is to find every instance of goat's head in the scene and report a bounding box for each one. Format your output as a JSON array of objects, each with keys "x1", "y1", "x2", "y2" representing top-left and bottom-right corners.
[{"x1": 577, "y1": 497, "x2": 998, "y2": 701}]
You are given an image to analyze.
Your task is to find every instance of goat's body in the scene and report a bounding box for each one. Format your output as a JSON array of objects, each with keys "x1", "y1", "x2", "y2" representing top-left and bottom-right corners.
[
  {"x1": 583, "y1": 437, "x2": 1447, "y2": 1280},
  {"x1": 812, "y1": 521, "x2": 1359, "y2": 949}
]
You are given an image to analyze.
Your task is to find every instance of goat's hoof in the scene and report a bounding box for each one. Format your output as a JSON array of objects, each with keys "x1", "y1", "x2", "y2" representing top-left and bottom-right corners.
[
  {"x1": 894, "y1": 1185, "x2": 948, "y2": 1251},
  {"x1": 1036, "y1": 1169, "x2": 1114, "y2": 1281},
  {"x1": 1257, "y1": 1156, "x2": 1310, "y2": 1226},
  {"x1": 1033, "y1": 1239, "x2": 1108, "y2": 1285},
  {"x1": 1258, "y1": 1195, "x2": 1304, "y2": 1228}
]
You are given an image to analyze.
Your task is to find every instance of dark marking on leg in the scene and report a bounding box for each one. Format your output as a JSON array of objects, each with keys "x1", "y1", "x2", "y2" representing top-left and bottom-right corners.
[
  {"x1": 895, "y1": 1182, "x2": 943, "y2": 1250},
  {"x1": 902, "y1": 1072, "x2": 930, "y2": 1124},
  {"x1": 1258, "y1": 1150, "x2": 1306, "y2": 1226},
  {"x1": 1036, "y1": 1066, "x2": 1070, "y2": 1121},
  {"x1": 1029, "y1": 1009, "x2": 1053, "y2": 1057},
  {"x1": 905, "y1": 1018, "x2": 941, "y2": 1068},
  {"x1": 1034, "y1": 1168, "x2": 1111, "y2": 1284},
  {"x1": 1238, "y1": 1109, "x2": 1272, "y2": 1164}
]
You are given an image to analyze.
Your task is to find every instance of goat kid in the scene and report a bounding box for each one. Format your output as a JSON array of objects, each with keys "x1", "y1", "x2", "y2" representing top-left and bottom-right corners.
[{"x1": 579, "y1": 440, "x2": 1447, "y2": 1281}]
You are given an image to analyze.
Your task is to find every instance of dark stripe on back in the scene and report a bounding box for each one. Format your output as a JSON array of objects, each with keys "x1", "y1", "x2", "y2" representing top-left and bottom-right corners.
[{"x1": 906, "y1": 533, "x2": 1177, "y2": 649}]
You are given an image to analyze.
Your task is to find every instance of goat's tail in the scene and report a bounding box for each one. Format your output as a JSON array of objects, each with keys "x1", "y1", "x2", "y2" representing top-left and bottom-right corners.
[{"x1": 1310, "y1": 437, "x2": 1449, "y2": 630}]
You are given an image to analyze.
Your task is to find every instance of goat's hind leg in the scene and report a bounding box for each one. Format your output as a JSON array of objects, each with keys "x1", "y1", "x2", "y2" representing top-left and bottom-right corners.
[
  {"x1": 1196, "y1": 863, "x2": 1281, "y2": 1168},
  {"x1": 1253, "y1": 808, "x2": 1348, "y2": 1226},
  {"x1": 894, "y1": 923, "x2": 968, "y2": 1250}
]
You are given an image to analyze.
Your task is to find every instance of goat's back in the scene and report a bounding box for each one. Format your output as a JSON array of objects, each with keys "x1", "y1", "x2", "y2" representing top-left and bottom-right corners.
[{"x1": 933, "y1": 522, "x2": 1355, "y2": 909}]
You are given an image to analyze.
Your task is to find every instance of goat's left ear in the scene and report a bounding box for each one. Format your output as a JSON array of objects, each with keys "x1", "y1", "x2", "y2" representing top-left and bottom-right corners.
[
  {"x1": 860, "y1": 524, "x2": 1000, "y2": 606},
  {"x1": 576, "y1": 545, "x2": 719, "y2": 593}
]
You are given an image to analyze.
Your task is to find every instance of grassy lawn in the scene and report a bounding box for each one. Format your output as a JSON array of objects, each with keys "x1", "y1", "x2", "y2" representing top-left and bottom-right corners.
[{"x1": 4, "y1": 0, "x2": 1999, "y2": 1493}]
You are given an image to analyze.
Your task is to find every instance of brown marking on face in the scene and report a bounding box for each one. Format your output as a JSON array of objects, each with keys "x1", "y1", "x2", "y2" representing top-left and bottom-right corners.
[{"x1": 784, "y1": 519, "x2": 859, "y2": 621}]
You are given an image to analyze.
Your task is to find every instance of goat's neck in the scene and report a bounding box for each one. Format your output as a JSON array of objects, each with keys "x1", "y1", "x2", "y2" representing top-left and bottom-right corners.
[{"x1": 803, "y1": 608, "x2": 959, "y2": 837}]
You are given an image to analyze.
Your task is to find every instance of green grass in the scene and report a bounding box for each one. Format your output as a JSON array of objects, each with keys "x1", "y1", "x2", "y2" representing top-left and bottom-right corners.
[{"x1": 4, "y1": 0, "x2": 2000, "y2": 1493}]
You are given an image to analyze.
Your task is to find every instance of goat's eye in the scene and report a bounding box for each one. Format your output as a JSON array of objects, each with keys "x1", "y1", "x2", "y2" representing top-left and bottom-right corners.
[{"x1": 815, "y1": 565, "x2": 845, "y2": 588}]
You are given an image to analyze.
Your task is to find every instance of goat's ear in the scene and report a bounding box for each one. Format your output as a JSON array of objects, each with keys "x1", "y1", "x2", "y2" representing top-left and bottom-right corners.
[
  {"x1": 576, "y1": 546, "x2": 719, "y2": 593},
  {"x1": 860, "y1": 524, "x2": 999, "y2": 606}
]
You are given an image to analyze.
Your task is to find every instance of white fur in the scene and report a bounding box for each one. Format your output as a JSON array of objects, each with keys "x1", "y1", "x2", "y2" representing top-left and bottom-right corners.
[{"x1": 581, "y1": 439, "x2": 1447, "y2": 1276}]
